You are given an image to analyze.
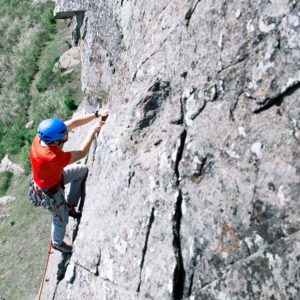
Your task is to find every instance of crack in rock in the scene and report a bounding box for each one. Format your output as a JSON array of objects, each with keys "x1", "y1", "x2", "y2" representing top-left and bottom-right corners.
[
  {"x1": 174, "y1": 130, "x2": 187, "y2": 180},
  {"x1": 172, "y1": 129, "x2": 187, "y2": 299},
  {"x1": 75, "y1": 261, "x2": 98, "y2": 276},
  {"x1": 187, "y1": 269, "x2": 195, "y2": 297},
  {"x1": 187, "y1": 241, "x2": 204, "y2": 296},
  {"x1": 217, "y1": 55, "x2": 248, "y2": 75},
  {"x1": 72, "y1": 12, "x2": 85, "y2": 46},
  {"x1": 185, "y1": 0, "x2": 202, "y2": 27},
  {"x1": 172, "y1": 96, "x2": 185, "y2": 125},
  {"x1": 137, "y1": 207, "x2": 155, "y2": 293},
  {"x1": 172, "y1": 190, "x2": 185, "y2": 300},
  {"x1": 253, "y1": 81, "x2": 300, "y2": 114},
  {"x1": 95, "y1": 252, "x2": 101, "y2": 276},
  {"x1": 52, "y1": 287, "x2": 57, "y2": 300},
  {"x1": 229, "y1": 97, "x2": 240, "y2": 121},
  {"x1": 128, "y1": 170, "x2": 135, "y2": 188}
]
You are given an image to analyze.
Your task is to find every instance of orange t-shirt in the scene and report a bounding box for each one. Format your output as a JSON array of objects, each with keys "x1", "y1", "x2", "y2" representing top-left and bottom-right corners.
[{"x1": 30, "y1": 135, "x2": 71, "y2": 189}]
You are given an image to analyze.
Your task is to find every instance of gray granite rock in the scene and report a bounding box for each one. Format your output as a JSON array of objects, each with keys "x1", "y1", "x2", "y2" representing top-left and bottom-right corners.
[
  {"x1": 53, "y1": 46, "x2": 81, "y2": 71},
  {"x1": 0, "y1": 196, "x2": 16, "y2": 205},
  {"x1": 0, "y1": 155, "x2": 24, "y2": 176},
  {"x1": 42, "y1": 0, "x2": 300, "y2": 299}
]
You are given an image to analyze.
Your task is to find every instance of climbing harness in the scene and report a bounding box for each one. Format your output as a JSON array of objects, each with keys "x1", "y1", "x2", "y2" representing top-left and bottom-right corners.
[
  {"x1": 28, "y1": 180, "x2": 48, "y2": 206},
  {"x1": 29, "y1": 179, "x2": 67, "y2": 223}
]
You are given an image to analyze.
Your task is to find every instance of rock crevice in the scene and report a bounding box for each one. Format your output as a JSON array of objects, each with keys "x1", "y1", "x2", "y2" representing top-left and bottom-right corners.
[{"x1": 137, "y1": 206, "x2": 155, "y2": 293}]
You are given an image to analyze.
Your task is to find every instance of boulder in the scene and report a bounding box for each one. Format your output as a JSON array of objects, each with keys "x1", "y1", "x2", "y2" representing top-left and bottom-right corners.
[
  {"x1": 53, "y1": 47, "x2": 81, "y2": 71},
  {"x1": 25, "y1": 120, "x2": 34, "y2": 129},
  {"x1": 0, "y1": 196, "x2": 16, "y2": 205},
  {"x1": 0, "y1": 155, "x2": 24, "y2": 176}
]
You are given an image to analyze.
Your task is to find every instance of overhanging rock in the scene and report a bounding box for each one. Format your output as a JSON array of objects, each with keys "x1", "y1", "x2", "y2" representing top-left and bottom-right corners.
[{"x1": 54, "y1": 0, "x2": 88, "y2": 19}]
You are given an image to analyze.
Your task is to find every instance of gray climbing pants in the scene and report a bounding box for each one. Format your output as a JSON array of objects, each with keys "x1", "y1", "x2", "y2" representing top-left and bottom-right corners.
[{"x1": 49, "y1": 164, "x2": 88, "y2": 247}]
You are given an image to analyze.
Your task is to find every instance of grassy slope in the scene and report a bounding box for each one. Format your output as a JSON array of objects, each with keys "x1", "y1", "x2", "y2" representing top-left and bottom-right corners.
[
  {"x1": 0, "y1": 1, "x2": 82, "y2": 299},
  {"x1": 0, "y1": 175, "x2": 51, "y2": 300}
]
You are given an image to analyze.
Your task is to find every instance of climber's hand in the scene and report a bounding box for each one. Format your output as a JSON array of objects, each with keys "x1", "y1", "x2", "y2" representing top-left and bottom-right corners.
[
  {"x1": 99, "y1": 110, "x2": 109, "y2": 121},
  {"x1": 92, "y1": 121, "x2": 104, "y2": 136}
]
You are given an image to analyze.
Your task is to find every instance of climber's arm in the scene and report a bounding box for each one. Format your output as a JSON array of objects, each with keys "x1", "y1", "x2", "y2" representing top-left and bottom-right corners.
[
  {"x1": 65, "y1": 110, "x2": 109, "y2": 131},
  {"x1": 68, "y1": 121, "x2": 104, "y2": 164}
]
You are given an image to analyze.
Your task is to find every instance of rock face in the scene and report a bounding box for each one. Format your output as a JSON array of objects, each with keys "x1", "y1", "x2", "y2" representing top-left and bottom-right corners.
[{"x1": 44, "y1": 0, "x2": 300, "y2": 299}]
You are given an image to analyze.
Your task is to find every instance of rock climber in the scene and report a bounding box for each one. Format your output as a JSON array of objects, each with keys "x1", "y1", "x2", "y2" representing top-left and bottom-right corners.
[{"x1": 29, "y1": 110, "x2": 108, "y2": 253}]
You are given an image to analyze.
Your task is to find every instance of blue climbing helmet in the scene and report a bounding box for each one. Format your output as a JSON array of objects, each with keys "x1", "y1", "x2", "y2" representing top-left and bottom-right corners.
[{"x1": 37, "y1": 118, "x2": 67, "y2": 144}]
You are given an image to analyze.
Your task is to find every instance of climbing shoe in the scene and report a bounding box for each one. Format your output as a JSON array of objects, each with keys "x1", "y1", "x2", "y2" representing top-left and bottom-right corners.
[
  {"x1": 52, "y1": 241, "x2": 72, "y2": 253},
  {"x1": 67, "y1": 204, "x2": 82, "y2": 219}
]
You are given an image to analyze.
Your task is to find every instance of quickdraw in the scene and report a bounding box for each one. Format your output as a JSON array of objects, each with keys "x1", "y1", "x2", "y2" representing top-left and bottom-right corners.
[{"x1": 28, "y1": 180, "x2": 47, "y2": 206}]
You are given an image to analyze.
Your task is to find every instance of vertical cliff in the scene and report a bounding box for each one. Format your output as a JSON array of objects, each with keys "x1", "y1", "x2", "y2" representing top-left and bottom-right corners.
[{"x1": 43, "y1": 0, "x2": 299, "y2": 299}]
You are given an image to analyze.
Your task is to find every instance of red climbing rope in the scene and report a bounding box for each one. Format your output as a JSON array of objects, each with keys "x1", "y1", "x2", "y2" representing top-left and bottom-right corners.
[{"x1": 38, "y1": 237, "x2": 52, "y2": 300}]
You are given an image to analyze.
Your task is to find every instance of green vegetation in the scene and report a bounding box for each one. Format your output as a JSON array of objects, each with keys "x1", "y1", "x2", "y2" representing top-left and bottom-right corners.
[
  {"x1": 36, "y1": 56, "x2": 60, "y2": 93},
  {"x1": 65, "y1": 96, "x2": 79, "y2": 111},
  {"x1": 0, "y1": 0, "x2": 82, "y2": 165},
  {"x1": 0, "y1": 1, "x2": 57, "y2": 160},
  {"x1": 0, "y1": 1, "x2": 82, "y2": 299},
  {"x1": 0, "y1": 171, "x2": 13, "y2": 196}
]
